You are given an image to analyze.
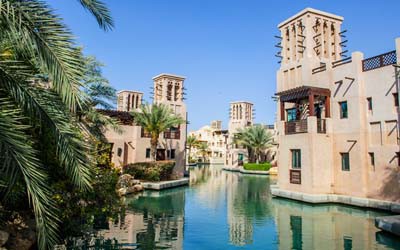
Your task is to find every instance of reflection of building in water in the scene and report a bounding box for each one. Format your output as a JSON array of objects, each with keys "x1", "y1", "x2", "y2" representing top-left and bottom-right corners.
[
  {"x1": 189, "y1": 165, "x2": 228, "y2": 210},
  {"x1": 273, "y1": 198, "x2": 392, "y2": 250},
  {"x1": 98, "y1": 189, "x2": 185, "y2": 249},
  {"x1": 226, "y1": 173, "x2": 254, "y2": 246}
]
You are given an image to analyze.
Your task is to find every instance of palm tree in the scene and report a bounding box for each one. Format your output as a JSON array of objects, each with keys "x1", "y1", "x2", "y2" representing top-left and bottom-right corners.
[
  {"x1": 186, "y1": 135, "x2": 199, "y2": 162},
  {"x1": 82, "y1": 56, "x2": 121, "y2": 140},
  {"x1": 0, "y1": 1, "x2": 113, "y2": 249},
  {"x1": 235, "y1": 125, "x2": 274, "y2": 164},
  {"x1": 197, "y1": 142, "x2": 210, "y2": 163},
  {"x1": 132, "y1": 103, "x2": 184, "y2": 161}
]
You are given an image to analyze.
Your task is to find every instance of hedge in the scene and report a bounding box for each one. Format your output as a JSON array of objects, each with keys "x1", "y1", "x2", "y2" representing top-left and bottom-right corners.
[
  {"x1": 123, "y1": 161, "x2": 175, "y2": 181},
  {"x1": 243, "y1": 163, "x2": 272, "y2": 171}
]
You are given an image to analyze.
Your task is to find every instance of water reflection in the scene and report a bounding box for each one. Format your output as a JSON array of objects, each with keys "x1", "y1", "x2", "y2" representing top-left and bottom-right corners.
[
  {"x1": 91, "y1": 165, "x2": 399, "y2": 250},
  {"x1": 97, "y1": 188, "x2": 185, "y2": 249},
  {"x1": 273, "y1": 198, "x2": 400, "y2": 250}
]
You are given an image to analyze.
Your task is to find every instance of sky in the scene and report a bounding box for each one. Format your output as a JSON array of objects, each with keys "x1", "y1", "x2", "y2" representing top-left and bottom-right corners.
[{"x1": 48, "y1": 0, "x2": 400, "y2": 131}]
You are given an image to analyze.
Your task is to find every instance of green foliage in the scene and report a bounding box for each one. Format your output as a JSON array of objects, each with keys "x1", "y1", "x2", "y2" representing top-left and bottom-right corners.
[
  {"x1": 197, "y1": 142, "x2": 210, "y2": 162},
  {"x1": 243, "y1": 163, "x2": 272, "y2": 171},
  {"x1": 124, "y1": 161, "x2": 176, "y2": 181},
  {"x1": 132, "y1": 103, "x2": 184, "y2": 161},
  {"x1": 235, "y1": 125, "x2": 274, "y2": 164},
  {"x1": 0, "y1": 1, "x2": 113, "y2": 248}
]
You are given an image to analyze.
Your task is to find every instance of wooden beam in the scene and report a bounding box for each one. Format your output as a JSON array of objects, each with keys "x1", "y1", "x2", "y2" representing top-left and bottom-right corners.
[
  {"x1": 309, "y1": 94, "x2": 315, "y2": 116},
  {"x1": 326, "y1": 95, "x2": 331, "y2": 118},
  {"x1": 280, "y1": 101, "x2": 285, "y2": 121}
]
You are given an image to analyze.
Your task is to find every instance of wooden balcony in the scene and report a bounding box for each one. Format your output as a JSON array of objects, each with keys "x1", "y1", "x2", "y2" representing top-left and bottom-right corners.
[
  {"x1": 141, "y1": 127, "x2": 151, "y2": 138},
  {"x1": 285, "y1": 119, "x2": 308, "y2": 134},
  {"x1": 164, "y1": 131, "x2": 181, "y2": 140},
  {"x1": 285, "y1": 119, "x2": 327, "y2": 135}
]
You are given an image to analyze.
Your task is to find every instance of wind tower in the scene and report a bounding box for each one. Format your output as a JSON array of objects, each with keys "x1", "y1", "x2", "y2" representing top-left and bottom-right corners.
[
  {"x1": 276, "y1": 8, "x2": 345, "y2": 92},
  {"x1": 228, "y1": 101, "x2": 254, "y2": 133},
  {"x1": 226, "y1": 101, "x2": 254, "y2": 167},
  {"x1": 117, "y1": 90, "x2": 143, "y2": 112},
  {"x1": 152, "y1": 73, "x2": 187, "y2": 118}
]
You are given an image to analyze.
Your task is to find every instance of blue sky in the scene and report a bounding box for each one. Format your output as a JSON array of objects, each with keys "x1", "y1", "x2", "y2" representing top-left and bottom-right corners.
[{"x1": 48, "y1": 0, "x2": 400, "y2": 131}]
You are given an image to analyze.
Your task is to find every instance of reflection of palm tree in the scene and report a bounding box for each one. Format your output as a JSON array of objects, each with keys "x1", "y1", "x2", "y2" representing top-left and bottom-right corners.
[{"x1": 228, "y1": 175, "x2": 273, "y2": 246}]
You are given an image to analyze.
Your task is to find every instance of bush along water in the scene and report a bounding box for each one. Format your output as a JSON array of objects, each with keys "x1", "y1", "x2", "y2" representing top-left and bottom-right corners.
[{"x1": 123, "y1": 161, "x2": 176, "y2": 181}]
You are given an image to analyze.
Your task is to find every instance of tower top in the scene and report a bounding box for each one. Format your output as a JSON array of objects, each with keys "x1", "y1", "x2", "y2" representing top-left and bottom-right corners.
[
  {"x1": 152, "y1": 73, "x2": 186, "y2": 81},
  {"x1": 278, "y1": 8, "x2": 343, "y2": 28}
]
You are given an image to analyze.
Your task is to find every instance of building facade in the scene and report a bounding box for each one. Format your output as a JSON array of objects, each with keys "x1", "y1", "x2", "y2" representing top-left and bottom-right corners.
[
  {"x1": 103, "y1": 73, "x2": 187, "y2": 177},
  {"x1": 188, "y1": 120, "x2": 228, "y2": 164},
  {"x1": 225, "y1": 101, "x2": 254, "y2": 167},
  {"x1": 274, "y1": 8, "x2": 400, "y2": 203}
]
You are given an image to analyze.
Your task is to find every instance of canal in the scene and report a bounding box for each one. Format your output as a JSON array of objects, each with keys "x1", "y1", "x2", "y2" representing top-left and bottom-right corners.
[{"x1": 77, "y1": 165, "x2": 400, "y2": 249}]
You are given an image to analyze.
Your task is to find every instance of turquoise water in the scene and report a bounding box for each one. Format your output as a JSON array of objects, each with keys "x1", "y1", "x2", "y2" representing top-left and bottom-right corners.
[{"x1": 94, "y1": 165, "x2": 400, "y2": 250}]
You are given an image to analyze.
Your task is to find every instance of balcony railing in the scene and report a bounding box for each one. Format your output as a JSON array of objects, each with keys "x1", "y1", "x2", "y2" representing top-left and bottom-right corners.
[
  {"x1": 164, "y1": 131, "x2": 181, "y2": 140},
  {"x1": 317, "y1": 119, "x2": 326, "y2": 133},
  {"x1": 285, "y1": 119, "x2": 308, "y2": 134},
  {"x1": 141, "y1": 128, "x2": 151, "y2": 138},
  {"x1": 362, "y1": 50, "x2": 397, "y2": 72}
]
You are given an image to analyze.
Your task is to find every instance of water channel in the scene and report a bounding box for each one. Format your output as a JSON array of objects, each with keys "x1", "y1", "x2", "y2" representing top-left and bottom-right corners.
[{"x1": 71, "y1": 165, "x2": 400, "y2": 250}]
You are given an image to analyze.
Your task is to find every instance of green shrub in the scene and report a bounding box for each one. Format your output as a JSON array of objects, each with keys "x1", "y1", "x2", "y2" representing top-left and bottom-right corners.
[
  {"x1": 243, "y1": 163, "x2": 272, "y2": 171},
  {"x1": 124, "y1": 161, "x2": 175, "y2": 181}
]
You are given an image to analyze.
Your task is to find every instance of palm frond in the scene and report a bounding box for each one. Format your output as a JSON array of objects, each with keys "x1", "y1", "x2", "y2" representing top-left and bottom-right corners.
[
  {"x1": 78, "y1": 0, "x2": 114, "y2": 31},
  {"x1": 0, "y1": 60, "x2": 93, "y2": 190},
  {"x1": 0, "y1": 0, "x2": 87, "y2": 111},
  {"x1": 0, "y1": 98, "x2": 59, "y2": 250}
]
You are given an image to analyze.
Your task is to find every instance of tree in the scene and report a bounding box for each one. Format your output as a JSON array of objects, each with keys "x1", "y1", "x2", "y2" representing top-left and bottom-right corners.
[
  {"x1": 197, "y1": 142, "x2": 210, "y2": 163},
  {"x1": 186, "y1": 135, "x2": 199, "y2": 162},
  {"x1": 235, "y1": 125, "x2": 274, "y2": 164},
  {"x1": 132, "y1": 103, "x2": 184, "y2": 161},
  {"x1": 0, "y1": 1, "x2": 113, "y2": 249},
  {"x1": 81, "y1": 56, "x2": 121, "y2": 140}
]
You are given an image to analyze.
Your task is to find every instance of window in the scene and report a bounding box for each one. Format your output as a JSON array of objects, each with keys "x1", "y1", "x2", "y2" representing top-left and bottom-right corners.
[
  {"x1": 117, "y1": 148, "x2": 123, "y2": 157},
  {"x1": 369, "y1": 152, "x2": 375, "y2": 168},
  {"x1": 170, "y1": 149, "x2": 176, "y2": 159},
  {"x1": 397, "y1": 152, "x2": 400, "y2": 167},
  {"x1": 291, "y1": 149, "x2": 301, "y2": 169},
  {"x1": 145, "y1": 148, "x2": 151, "y2": 158},
  {"x1": 166, "y1": 150, "x2": 171, "y2": 159},
  {"x1": 287, "y1": 108, "x2": 297, "y2": 122},
  {"x1": 341, "y1": 153, "x2": 350, "y2": 171},
  {"x1": 339, "y1": 101, "x2": 348, "y2": 119},
  {"x1": 394, "y1": 93, "x2": 399, "y2": 107},
  {"x1": 367, "y1": 97, "x2": 372, "y2": 111}
]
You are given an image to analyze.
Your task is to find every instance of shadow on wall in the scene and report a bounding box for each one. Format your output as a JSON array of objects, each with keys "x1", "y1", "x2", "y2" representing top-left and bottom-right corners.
[{"x1": 378, "y1": 165, "x2": 400, "y2": 203}]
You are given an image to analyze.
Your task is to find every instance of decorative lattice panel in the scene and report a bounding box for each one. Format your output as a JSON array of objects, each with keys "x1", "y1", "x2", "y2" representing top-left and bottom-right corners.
[{"x1": 363, "y1": 50, "x2": 397, "y2": 71}]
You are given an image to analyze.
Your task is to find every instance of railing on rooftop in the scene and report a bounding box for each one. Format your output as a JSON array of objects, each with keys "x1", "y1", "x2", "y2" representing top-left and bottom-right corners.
[{"x1": 362, "y1": 50, "x2": 397, "y2": 72}]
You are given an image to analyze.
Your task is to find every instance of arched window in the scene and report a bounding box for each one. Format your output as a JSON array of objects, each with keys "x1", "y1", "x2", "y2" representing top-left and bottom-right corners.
[{"x1": 127, "y1": 94, "x2": 131, "y2": 111}]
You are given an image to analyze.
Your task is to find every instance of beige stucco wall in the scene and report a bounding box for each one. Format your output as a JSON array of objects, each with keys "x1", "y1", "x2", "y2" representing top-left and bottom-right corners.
[{"x1": 276, "y1": 9, "x2": 400, "y2": 203}]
